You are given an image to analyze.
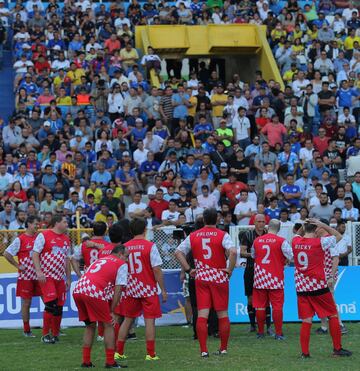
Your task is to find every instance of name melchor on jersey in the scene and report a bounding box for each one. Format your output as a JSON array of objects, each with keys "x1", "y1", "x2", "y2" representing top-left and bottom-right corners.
[{"x1": 252, "y1": 234, "x2": 293, "y2": 290}]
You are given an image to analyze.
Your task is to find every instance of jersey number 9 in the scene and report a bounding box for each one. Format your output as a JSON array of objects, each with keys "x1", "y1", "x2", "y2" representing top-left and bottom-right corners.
[{"x1": 297, "y1": 251, "x2": 308, "y2": 271}]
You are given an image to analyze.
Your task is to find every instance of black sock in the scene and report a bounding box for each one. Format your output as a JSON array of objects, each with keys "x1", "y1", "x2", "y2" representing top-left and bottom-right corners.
[
  {"x1": 248, "y1": 305, "x2": 256, "y2": 327},
  {"x1": 266, "y1": 306, "x2": 271, "y2": 329}
]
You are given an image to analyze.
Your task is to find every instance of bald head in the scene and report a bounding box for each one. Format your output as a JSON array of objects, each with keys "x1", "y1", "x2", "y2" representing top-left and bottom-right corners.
[
  {"x1": 254, "y1": 214, "x2": 266, "y2": 232},
  {"x1": 268, "y1": 219, "x2": 280, "y2": 234}
]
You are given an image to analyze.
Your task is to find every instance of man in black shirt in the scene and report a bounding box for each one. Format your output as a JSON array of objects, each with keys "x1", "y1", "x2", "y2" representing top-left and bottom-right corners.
[
  {"x1": 240, "y1": 214, "x2": 272, "y2": 333},
  {"x1": 230, "y1": 148, "x2": 250, "y2": 183},
  {"x1": 317, "y1": 81, "x2": 336, "y2": 114}
]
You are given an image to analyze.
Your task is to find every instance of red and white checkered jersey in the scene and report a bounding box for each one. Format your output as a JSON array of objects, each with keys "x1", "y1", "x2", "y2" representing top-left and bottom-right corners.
[
  {"x1": 123, "y1": 238, "x2": 162, "y2": 298},
  {"x1": 5, "y1": 233, "x2": 38, "y2": 280},
  {"x1": 98, "y1": 241, "x2": 116, "y2": 259},
  {"x1": 33, "y1": 230, "x2": 71, "y2": 281},
  {"x1": 252, "y1": 233, "x2": 293, "y2": 290},
  {"x1": 292, "y1": 235, "x2": 338, "y2": 293},
  {"x1": 73, "y1": 238, "x2": 115, "y2": 271},
  {"x1": 177, "y1": 227, "x2": 235, "y2": 284},
  {"x1": 73, "y1": 255, "x2": 128, "y2": 301}
]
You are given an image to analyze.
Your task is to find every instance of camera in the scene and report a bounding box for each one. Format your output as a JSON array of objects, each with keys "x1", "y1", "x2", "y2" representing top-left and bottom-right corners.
[{"x1": 172, "y1": 223, "x2": 196, "y2": 240}]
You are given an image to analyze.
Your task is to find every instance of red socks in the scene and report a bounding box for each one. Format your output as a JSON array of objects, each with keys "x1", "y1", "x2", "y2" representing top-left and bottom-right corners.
[
  {"x1": 43, "y1": 311, "x2": 53, "y2": 335},
  {"x1": 300, "y1": 322, "x2": 312, "y2": 355},
  {"x1": 272, "y1": 309, "x2": 283, "y2": 336},
  {"x1": 105, "y1": 349, "x2": 115, "y2": 365},
  {"x1": 52, "y1": 315, "x2": 62, "y2": 337},
  {"x1": 218, "y1": 317, "x2": 230, "y2": 351},
  {"x1": 117, "y1": 340, "x2": 125, "y2": 355},
  {"x1": 146, "y1": 340, "x2": 155, "y2": 357},
  {"x1": 329, "y1": 316, "x2": 342, "y2": 351},
  {"x1": 23, "y1": 321, "x2": 30, "y2": 333},
  {"x1": 196, "y1": 317, "x2": 208, "y2": 353},
  {"x1": 256, "y1": 310, "x2": 266, "y2": 335},
  {"x1": 98, "y1": 322, "x2": 104, "y2": 337},
  {"x1": 82, "y1": 346, "x2": 91, "y2": 364}
]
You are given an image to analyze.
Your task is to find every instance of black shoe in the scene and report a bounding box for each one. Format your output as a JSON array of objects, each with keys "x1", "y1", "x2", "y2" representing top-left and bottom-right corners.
[
  {"x1": 249, "y1": 325, "x2": 256, "y2": 333},
  {"x1": 201, "y1": 352, "x2": 209, "y2": 358},
  {"x1": 213, "y1": 332, "x2": 219, "y2": 338},
  {"x1": 301, "y1": 353, "x2": 310, "y2": 359},
  {"x1": 267, "y1": 327, "x2": 275, "y2": 337},
  {"x1": 333, "y1": 348, "x2": 352, "y2": 357},
  {"x1": 53, "y1": 336, "x2": 59, "y2": 343},
  {"x1": 315, "y1": 327, "x2": 328, "y2": 334},
  {"x1": 41, "y1": 334, "x2": 55, "y2": 344},
  {"x1": 81, "y1": 363, "x2": 95, "y2": 368},
  {"x1": 127, "y1": 333, "x2": 137, "y2": 340},
  {"x1": 257, "y1": 333, "x2": 265, "y2": 339},
  {"x1": 105, "y1": 362, "x2": 128, "y2": 368},
  {"x1": 213, "y1": 350, "x2": 227, "y2": 356},
  {"x1": 274, "y1": 334, "x2": 285, "y2": 341}
]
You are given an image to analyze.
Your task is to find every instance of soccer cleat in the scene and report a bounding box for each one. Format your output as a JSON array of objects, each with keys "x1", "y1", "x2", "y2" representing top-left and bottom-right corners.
[
  {"x1": 315, "y1": 327, "x2": 328, "y2": 334},
  {"x1": 340, "y1": 325, "x2": 348, "y2": 334},
  {"x1": 256, "y1": 333, "x2": 265, "y2": 339},
  {"x1": 145, "y1": 355, "x2": 160, "y2": 361},
  {"x1": 23, "y1": 331, "x2": 36, "y2": 338},
  {"x1": 274, "y1": 334, "x2": 285, "y2": 341},
  {"x1": 201, "y1": 352, "x2": 209, "y2": 358},
  {"x1": 127, "y1": 333, "x2": 137, "y2": 340},
  {"x1": 41, "y1": 334, "x2": 55, "y2": 344},
  {"x1": 333, "y1": 348, "x2": 352, "y2": 357},
  {"x1": 81, "y1": 362, "x2": 95, "y2": 368},
  {"x1": 52, "y1": 336, "x2": 60, "y2": 343},
  {"x1": 114, "y1": 353, "x2": 128, "y2": 361},
  {"x1": 301, "y1": 353, "x2": 311, "y2": 359},
  {"x1": 213, "y1": 350, "x2": 227, "y2": 356},
  {"x1": 59, "y1": 330, "x2": 67, "y2": 336},
  {"x1": 267, "y1": 327, "x2": 275, "y2": 337},
  {"x1": 97, "y1": 335, "x2": 104, "y2": 342},
  {"x1": 249, "y1": 325, "x2": 256, "y2": 333},
  {"x1": 105, "y1": 362, "x2": 128, "y2": 368}
]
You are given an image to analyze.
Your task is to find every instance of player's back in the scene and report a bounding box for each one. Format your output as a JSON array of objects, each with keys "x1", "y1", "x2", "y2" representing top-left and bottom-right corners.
[
  {"x1": 253, "y1": 233, "x2": 288, "y2": 289},
  {"x1": 74, "y1": 255, "x2": 126, "y2": 301},
  {"x1": 82, "y1": 238, "x2": 114, "y2": 268},
  {"x1": 292, "y1": 235, "x2": 334, "y2": 293},
  {"x1": 124, "y1": 238, "x2": 158, "y2": 298},
  {"x1": 189, "y1": 226, "x2": 229, "y2": 283},
  {"x1": 16, "y1": 233, "x2": 38, "y2": 279}
]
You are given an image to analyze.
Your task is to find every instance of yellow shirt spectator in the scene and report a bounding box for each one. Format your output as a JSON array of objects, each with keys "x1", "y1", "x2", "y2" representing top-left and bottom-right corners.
[
  {"x1": 292, "y1": 44, "x2": 304, "y2": 54},
  {"x1": 120, "y1": 47, "x2": 139, "y2": 69},
  {"x1": 344, "y1": 36, "x2": 360, "y2": 51},
  {"x1": 56, "y1": 96, "x2": 72, "y2": 106},
  {"x1": 66, "y1": 68, "x2": 85, "y2": 86},
  {"x1": 188, "y1": 95, "x2": 198, "y2": 117},
  {"x1": 307, "y1": 29, "x2": 318, "y2": 41},
  {"x1": 86, "y1": 188, "x2": 103, "y2": 204},
  {"x1": 283, "y1": 68, "x2": 298, "y2": 83},
  {"x1": 94, "y1": 210, "x2": 118, "y2": 223},
  {"x1": 211, "y1": 92, "x2": 227, "y2": 117},
  {"x1": 271, "y1": 29, "x2": 287, "y2": 41}
]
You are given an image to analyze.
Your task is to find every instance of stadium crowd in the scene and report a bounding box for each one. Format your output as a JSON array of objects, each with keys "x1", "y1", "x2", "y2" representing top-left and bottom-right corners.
[{"x1": 0, "y1": 0, "x2": 359, "y2": 241}]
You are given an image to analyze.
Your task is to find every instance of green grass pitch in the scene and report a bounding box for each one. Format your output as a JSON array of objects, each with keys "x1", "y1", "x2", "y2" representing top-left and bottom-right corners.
[{"x1": 0, "y1": 324, "x2": 358, "y2": 370}]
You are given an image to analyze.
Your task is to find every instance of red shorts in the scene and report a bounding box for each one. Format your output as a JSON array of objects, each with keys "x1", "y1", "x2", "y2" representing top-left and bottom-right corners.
[
  {"x1": 253, "y1": 288, "x2": 284, "y2": 311},
  {"x1": 40, "y1": 278, "x2": 66, "y2": 305},
  {"x1": 16, "y1": 279, "x2": 42, "y2": 299},
  {"x1": 195, "y1": 280, "x2": 229, "y2": 311},
  {"x1": 297, "y1": 291, "x2": 338, "y2": 320},
  {"x1": 114, "y1": 300, "x2": 124, "y2": 316},
  {"x1": 73, "y1": 293, "x2": 112, "y2": 323},
  {"x1": 120, "y1": 295, "x2": 161, "y2": 319}
]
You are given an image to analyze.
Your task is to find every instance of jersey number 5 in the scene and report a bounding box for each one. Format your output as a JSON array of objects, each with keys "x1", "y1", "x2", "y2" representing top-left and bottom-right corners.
[
  {"x1": 129, "y1": 252, "x2": 143, "y2": 274},
  {"x1": 202, "y1": 238, "x2": 212, "y2": 260}
]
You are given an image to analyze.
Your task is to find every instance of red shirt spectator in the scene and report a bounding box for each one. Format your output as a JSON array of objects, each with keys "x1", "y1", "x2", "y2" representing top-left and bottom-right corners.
[
  {"x1": 220, "y1": 174, "x2": 248, "y2": 209},
  {"x1": 34, "y1": 56, "x2": 51, "y2": 74},
  {"x1": 104, "y1": 35, "x2": 121, "y2": 54},
  {"x1": 261, "y1": 116, "x2": 287, "y2": 147},
  {"x1": 313, "y1": 129, "x2": 330, "y2": 156},
  {"x1": 148, "y1": 190, "x2": 169, "y2": 219}
]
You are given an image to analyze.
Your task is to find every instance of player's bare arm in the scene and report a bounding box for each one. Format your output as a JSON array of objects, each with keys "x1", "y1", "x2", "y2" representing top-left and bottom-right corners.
[
  {"x1": 71, "y1": 258, "x2": 82, "y2": 278},
  {"x1": 4, "y1": 250, "x2": 22, "y2": 271},
  {"x1": 65, "y1": 257, "x2": 71, "y2": 290},
  {"x1": 32, "y1": 251, "x2": 46, "y2": 283},
  {"x1": 153, "y1": 266, "x2": 167, "y2": 302},
  {"x1": 111, "y1": 285, "x2": 123, "y2": 313},
  {"x1": 222, "y1": 247, "x2": 237, "y2": 277}
]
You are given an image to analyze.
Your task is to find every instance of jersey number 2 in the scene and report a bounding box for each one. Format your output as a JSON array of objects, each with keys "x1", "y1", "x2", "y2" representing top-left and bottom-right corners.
[
  {"x1": 261, "y1": 245, "x2": 271, "y2": 264},
  {"x1": 202, "y1": 238, "x2": 212, "y2": 260},
  {"x1": 129, "y1": 252, "x2": 143, "y2": 274}
]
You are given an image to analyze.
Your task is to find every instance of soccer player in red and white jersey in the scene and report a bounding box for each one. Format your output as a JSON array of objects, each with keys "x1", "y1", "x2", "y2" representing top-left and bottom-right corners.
[
  {"x1": 73, "y1": 244, "x2": 128, "y2": 369},
  {"x1": 4, "y1": 216, "x2": 41, "y2": 337},
  {"x1": 251, "y1": 219, "x2": 293, "y2": 340},
  {"x1": 291, "y1": 219, "x2": 352, "y2": 358},
  {"x1": 175, "y1": 208, "x2": 237, "y2": 357},
  {"x1": 72, "y1": 221, "x2": 115, "y2": 341},
  {"x1": 32, "y1": 214, "x2": 72, "y2": 344},
  {"x1": 115, "y1": 218, "x2": 167, "y2": 361}
]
